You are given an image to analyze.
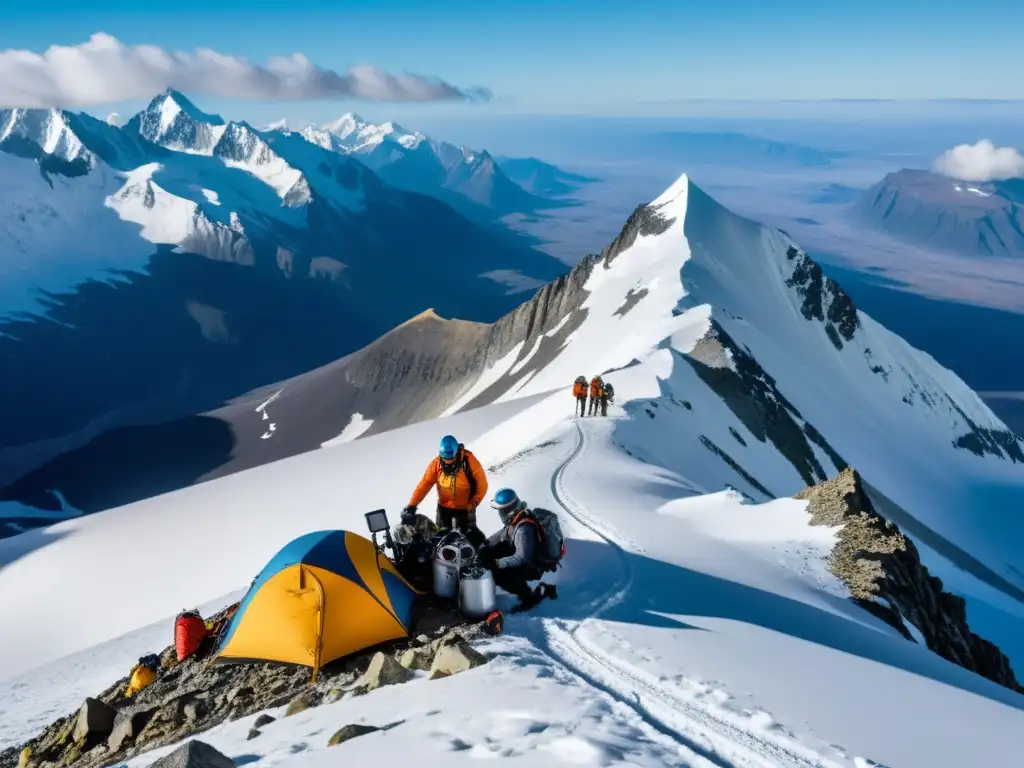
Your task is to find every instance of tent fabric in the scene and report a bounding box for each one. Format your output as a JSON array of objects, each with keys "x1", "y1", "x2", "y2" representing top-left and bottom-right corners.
[{"x1": 214, "y1": 530, "x2": 417, "y2": 679}]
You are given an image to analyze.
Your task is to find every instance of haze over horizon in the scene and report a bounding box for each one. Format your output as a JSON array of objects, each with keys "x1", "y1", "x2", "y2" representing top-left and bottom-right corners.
[{"x1": 2, "y1": 0, "x2": 1024, "y2": 127}]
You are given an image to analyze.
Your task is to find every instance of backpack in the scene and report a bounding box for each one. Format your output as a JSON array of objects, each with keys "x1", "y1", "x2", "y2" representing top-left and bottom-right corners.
[
  {"x1": 603, "y1": 382, "x2": 614, "y2": 398},
  {"x1": 175, "y1": 610, "x2": 208, "y2": 662},
  {"x1": 512, "y1": 507, "x2": 566, "y2": 572}
]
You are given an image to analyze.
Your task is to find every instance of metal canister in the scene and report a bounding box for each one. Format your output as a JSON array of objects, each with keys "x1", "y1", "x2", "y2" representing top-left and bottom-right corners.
[{"x1": 458, "y1": 566, "x2": 496, "y2": 619}]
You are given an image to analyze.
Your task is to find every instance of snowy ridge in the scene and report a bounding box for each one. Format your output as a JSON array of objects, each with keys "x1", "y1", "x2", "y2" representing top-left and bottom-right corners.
[
  {"x1": 294, "y1": 111, "x2": 549, "y2": 218},
  {"x1": 105, "y1": 162, "x2": 255, "y2": 263},
  {"x1": 0, "y1": 108, "x2": 92, "y2": 165},
  {"x1": 213, "y1": 122, "x2": 306, "y2": 202}
]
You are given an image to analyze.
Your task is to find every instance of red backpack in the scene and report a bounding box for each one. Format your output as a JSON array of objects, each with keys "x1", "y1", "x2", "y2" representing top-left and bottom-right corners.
[{"x1": 175, "y1": 610, "x2": 208, "y2": 662}]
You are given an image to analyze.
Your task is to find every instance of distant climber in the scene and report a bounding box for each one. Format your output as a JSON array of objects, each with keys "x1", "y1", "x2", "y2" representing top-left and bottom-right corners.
[
  {"x1": 588, "y1": 375, "x2": 604, "y2": 416},
  {"x1": 404, "y1": 434, "x2": 488, "y2": 547},
  {"x1": 573, "y1": 375, "x2": 588, "y2": 417},
  {"x1": 600, "y1": 381, "x2": 614, "y2": 416},
  {"x1": 477, "y1": 488, "x2": 562, "y2": 612}
]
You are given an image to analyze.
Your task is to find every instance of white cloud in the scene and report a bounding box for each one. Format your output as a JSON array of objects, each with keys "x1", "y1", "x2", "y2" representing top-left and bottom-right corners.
[
  {"x1": 105, "y1": 112, "x2": 123, "y2": 126},
  {"x1": 931, "y1": 139, "x2": 1024, "y2": 182},
  {"x1": 0, "y1": 33, "x2": 492, "y2": 108}
]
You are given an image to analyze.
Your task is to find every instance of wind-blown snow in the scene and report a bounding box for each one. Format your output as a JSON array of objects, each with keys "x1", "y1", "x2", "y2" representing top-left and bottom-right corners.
[{"x1": 321, "y1": 412, "x2": 374, "y2": 448}]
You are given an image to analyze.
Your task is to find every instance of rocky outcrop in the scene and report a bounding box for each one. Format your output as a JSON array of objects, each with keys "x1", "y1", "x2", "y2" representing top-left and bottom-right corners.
[
  {"x1": 795, "y1": 468, "x2": 1022, "y2": 692},
  {"x1": 783, "y1": 245, "x2": 859, "y2": 351},
  {"x1": 0, "y1": 603, "x2": 491, "y2": 768},
  {"x1": 327, "y1": 724, "x2": 380, "y2": 747},
  {"x1": 428, "y1": 637, "x2": 489, "y2": 680},
  {"x1": 147, "y1": 740, "x2": 233, "y2": 768}
]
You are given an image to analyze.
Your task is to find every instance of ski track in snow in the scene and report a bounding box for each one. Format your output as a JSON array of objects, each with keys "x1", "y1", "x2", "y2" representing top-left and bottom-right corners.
[{"x1": 538, "y1": 420, "x2": 845, "y2": 768}]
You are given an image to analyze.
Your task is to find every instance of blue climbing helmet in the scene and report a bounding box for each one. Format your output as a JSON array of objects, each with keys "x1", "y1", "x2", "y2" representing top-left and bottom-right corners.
[
  {"x1": 439, "y1": 434, "x2": 460, "y2": 462},
  {"x1": 490, "y1": 488, "x2": 523, "y2": 523}
]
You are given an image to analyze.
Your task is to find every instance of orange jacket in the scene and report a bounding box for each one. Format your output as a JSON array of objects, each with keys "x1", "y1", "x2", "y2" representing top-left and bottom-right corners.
[
  {"x1": 590, "y1": 379, "x2": 603, "y2": 397},
  {"x1": 573, "y1": 381, "x2": 587, "y2": 397},
  {"x1": 409, "y1": 449, "x2": 488, "y2": 510}
]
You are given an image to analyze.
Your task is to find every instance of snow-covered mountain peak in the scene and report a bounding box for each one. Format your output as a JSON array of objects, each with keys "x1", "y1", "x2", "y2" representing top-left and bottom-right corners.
[
  {"x1": 128, "y1": 91, "x2": 228, "y2": 156},
  {"x1": 152, "y1": 89, "x2": 225, "y2": 127},
  {"x1": 0, "y1": 108, "x2": 92, "y2": 166},
  {"x1": 322, "y1": 112, "x2": 365, "y2": 139},
  {"x1": 212, "y1": 122, "x2": 307, "y2": 202}
]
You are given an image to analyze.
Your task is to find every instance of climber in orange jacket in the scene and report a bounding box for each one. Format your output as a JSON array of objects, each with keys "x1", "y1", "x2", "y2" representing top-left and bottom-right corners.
[
  {"x1": 403, "y1": 434, "x2": 488, "y2": 547},
  {"x1": 588, "y1": 375, "x2": 604, "y2": 416},
  {"x1": 572, "y1": 375, "x2": 588, "y2": 417}
]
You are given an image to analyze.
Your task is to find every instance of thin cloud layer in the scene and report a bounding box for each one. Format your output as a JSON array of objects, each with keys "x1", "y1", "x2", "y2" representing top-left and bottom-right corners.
[
  {"x1": 932, "y1": 139, "x2": 1024, "y2": 182},
  {"x1": 0, "y1": 33, "x2": 492, "y2": 108}
]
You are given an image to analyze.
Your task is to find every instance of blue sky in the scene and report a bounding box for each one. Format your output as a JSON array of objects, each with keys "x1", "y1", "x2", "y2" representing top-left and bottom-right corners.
[{"x1": 2, "y1": 0, "x2": 1022, "y2": 127}]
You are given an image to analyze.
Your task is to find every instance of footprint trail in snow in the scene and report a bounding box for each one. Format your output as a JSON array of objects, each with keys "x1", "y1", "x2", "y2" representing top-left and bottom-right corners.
[{"x1": 533, "y1": 420, "x2": 863, "y2": 768}]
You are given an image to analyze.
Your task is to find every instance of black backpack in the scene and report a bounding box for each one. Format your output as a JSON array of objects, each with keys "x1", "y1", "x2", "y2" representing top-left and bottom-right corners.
[{"x1": 446, "y1": 443, "x2": 477, "y2": 502}]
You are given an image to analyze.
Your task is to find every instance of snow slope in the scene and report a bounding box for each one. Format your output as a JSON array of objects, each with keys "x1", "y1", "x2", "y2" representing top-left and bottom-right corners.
[
  {"x1": 3, "y1": 172, "x2": 1024, "y2": 767},
  {"x1": 2, "y1": 410, "x2": 1023, "y2": 767},
  {"x1": 455, "y1": 175, "x2": 1024, "y2": 607}
]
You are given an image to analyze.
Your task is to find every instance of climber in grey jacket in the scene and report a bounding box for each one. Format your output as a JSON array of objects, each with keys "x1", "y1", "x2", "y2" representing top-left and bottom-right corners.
[{"x1": 477, "y1": 487, "x2": 557, "y2": 611}]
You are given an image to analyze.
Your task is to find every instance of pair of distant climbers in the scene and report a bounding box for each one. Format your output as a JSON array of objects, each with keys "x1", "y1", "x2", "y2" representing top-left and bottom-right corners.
[{"x1": 573, "y1": 375, "x2": 614, "y2": 417}]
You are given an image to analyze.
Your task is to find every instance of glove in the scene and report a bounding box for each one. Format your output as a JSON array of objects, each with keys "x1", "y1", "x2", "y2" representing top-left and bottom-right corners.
[
  {"x1": 476, "y1": 544, "x2": 495, "y2": 568},
  {"x1": 401, "y1": 505, "x2": 417, "y2": 525}
]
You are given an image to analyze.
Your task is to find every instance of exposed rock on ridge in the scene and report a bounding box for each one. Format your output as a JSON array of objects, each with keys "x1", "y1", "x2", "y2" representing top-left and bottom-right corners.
[
  {"x1": 795, "y1": 468, "x2": 1022, "y2": 693},
  {"x1": 683, "y1": 320, "x2": 847, "y2": 488}
]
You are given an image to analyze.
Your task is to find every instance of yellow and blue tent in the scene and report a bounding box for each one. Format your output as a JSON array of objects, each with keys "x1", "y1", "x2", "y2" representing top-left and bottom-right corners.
[{"x1": 213, "y1": 529, "x2": 417, "y2": 680}]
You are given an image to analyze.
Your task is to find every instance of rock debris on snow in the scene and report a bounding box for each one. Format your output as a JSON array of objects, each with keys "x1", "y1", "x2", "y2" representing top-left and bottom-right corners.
[
  {"x1": 145, "y1": 740, "x2": 234, "y2": 768},
  {"x1": 796, "y1": 468, "x2": 1022, "y2": 692},
  {"x1": 326, "y1": 724, "x2": 380, "y2": 747},
  {"x1": 0, "y1": 604, "x2": 488, "y2": 768}
]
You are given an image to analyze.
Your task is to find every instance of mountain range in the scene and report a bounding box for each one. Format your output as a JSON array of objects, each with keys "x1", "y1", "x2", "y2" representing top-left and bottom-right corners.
[
  {"x1": 2, "y1": 171, "x2": 1023, "y2": 768},
  {"x1": 274, "y1": 112, "x2": 588, "y2": 221},
  {"x1": 0, "y1": 91, "x2": 599, "y2": 497},
  {"x1": 5, "y1": 169, "x2": 1022, "y2": 546},
  {"x1": 852, "y1": 168, "x2": 1024, "y2": 258}
]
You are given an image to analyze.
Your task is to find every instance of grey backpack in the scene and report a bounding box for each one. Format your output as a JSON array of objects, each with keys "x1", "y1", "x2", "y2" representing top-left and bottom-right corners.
[{"x1": 516, "y1": 507, "x2": 566, "y2": 572}]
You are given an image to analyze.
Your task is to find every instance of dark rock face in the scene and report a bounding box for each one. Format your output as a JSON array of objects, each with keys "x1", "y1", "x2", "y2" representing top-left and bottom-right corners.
[
  {"x1": 784, "y1": 245, "x2": 859, "y2": 351},
  {"x1": 0, "y1": 601, "x2": 487, "y2": 768},
  {"x1": 947, "y1": 398, "x2": 1024, "y2": 463},
  {"x1": 600, "y1": 203, "x2": 676, "y2": 268},
  {"x1": 682, "y1": 321, "x2": 846, "y2": 487},
  {"x1": 795, "y1": 468, "x2": 1022, "y2": 693}
]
